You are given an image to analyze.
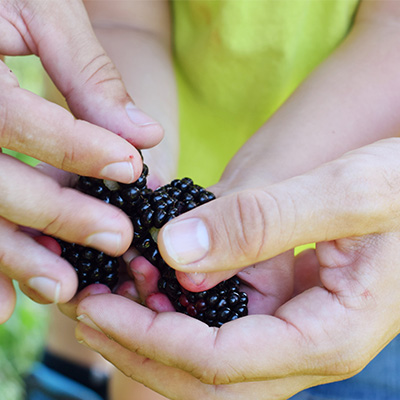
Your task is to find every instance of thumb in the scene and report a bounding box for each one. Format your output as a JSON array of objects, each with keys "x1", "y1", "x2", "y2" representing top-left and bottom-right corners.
[
  {"x1": 24, "y1": 0, "x2": 163, "y2": 148},
  {"x1": 158, "y1": 139, "x2": 400, "y2": 272}
]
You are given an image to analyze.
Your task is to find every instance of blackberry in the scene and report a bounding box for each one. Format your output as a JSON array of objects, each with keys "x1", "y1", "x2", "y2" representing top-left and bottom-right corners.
[
  {"x1": 131, "y1": 179, "x2": 248, "y2": 327},
  {"x1": 56, "y1": 167, "x2": 150, "y2": 291},
  {"x1": 158, "y1": 274, "x2": 248, "y2": 327},
  {"x1": 57, "y1": 240, "x2": 119, "y2": 291},
  {"x1": 56, "y1": 162, "x2": 248, "y2": 326}
]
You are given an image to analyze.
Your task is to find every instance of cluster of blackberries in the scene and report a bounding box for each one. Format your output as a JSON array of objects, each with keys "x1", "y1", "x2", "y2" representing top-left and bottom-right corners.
[
  {"x1": 57, "y1": 240, "x2": 119, "y2": 292},
  {"x1": 56, "y1": 162, "x2": 248, "y2": 326}
]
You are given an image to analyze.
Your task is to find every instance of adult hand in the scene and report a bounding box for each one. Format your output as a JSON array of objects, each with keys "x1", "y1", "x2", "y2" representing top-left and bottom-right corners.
[
  {"x1": 0, "y1": 0, "x2": 163, "y2": 322},
  {"x1": 122, "y1": 156, "x2": 295, "y2": 317},
  {"x1": 75, "y1": 138, "x2": 400, "y2": 399}
]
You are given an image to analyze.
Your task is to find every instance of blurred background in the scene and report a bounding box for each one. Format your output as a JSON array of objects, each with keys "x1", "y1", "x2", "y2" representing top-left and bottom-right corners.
[{"x1": 0, "y1": 55, "x2": 50, "y2": 400}]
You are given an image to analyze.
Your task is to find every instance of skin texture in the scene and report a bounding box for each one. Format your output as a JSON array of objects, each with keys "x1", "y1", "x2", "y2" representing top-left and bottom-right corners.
[
  {"x1": 76, "y1": 139, "x2": 400, "y2": 400},
  {"x1": 0, "y1": 0, "x2": 163, "y2": 314},
  {"x1": 3, "y1": 0, "x2": 400, "y2": 399},
  {"x1": 71, "y1": 1, "x2": 400, "y2": 399}
]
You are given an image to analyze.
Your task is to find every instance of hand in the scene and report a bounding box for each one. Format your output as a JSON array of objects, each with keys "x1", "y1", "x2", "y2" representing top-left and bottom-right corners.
[
  {"x1": 118, "y1": 152, "x2": 295, "y2": 317},
  {"x1": 0, "y1": 0, "x2": 163, "y2": 322},
  {"x1": 75, "y1": 138, "x2": 400, "y2": 399}
]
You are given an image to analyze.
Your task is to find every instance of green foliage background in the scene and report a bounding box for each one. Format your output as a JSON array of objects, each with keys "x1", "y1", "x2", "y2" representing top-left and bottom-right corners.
[{"x1": 0, "y1": 55, "x2": 50, "y2": 400}]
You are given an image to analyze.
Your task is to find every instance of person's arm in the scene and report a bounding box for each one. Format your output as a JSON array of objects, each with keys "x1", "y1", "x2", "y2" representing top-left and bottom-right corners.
[
  {"x1": 84, "y1": 0, "x2": 179, "y2": 186},
  {"x1": 76, "y1": 136, "x2": 400, "y2": 400},
  {"x1": 158, "y1": 0, "x2": 400, "y2": 277},
  {"x1": 73, "y1": 2, "x2": 400, "y2": 399}
]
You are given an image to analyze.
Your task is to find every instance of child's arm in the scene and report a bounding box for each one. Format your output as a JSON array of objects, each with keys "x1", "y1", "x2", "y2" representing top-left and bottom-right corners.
[
  {"x1": 74, "y1": 3, "x2": 400, "y2": 399},
  {"x1": 214, "y1": 1, "x2": 400, "y2": 192},
  {"x1": 83, "y1": 0, "x2": 179, "y2": 186},
  {"x1": 160, "y1": 0, "x2": 400, "y2": 274}
]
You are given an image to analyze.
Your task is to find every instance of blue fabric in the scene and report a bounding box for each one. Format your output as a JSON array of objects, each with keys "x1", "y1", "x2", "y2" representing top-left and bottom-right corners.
[
  {"x1": 25, "y1": 363, "x2": 104, "y2": 400},
  {"x1": 290, "y1": 335, "x2": 400, "y2": 400}
]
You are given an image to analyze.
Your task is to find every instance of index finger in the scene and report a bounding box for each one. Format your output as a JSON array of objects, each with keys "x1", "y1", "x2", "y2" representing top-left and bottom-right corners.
[
  {"x1": 0, "y1": 154, "x2": 133, "y2": 255},
  {"x1": 0, "y1": 63, "x2": 143, "y2": 183}
]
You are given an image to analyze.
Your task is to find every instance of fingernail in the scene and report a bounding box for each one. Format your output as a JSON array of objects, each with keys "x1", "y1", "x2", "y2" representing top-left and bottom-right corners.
[
  {"x1": 121, "y1": 287, "x2": 140, "y2": 302},
  {"x1": 126, "y1": 102, "x2": 159, "y2": 126},
  {"x1": 185, "y1": 272, "x2": 207, "y2": 286},
  {"x1": 77, "y1": 314, "x2": 104, "y2": 333},
  {"x1": 122, "y1": 248, "x2": 139, "y2": 265},
  {"x1": 77, "y1": 339, "x2": 92, "y2": 350},
  {"x1": 100, "y1": 161, "x2": 134, "y2": 183},
  {"x1": 162, "y1": 218, "x2": 210, "y2": 265},
  {"x1": 27, "y1": 277, "x2": 60, "y2": 303},
  {"x1": 85, "y1": 232, "x2": 122, "y2": 255}
]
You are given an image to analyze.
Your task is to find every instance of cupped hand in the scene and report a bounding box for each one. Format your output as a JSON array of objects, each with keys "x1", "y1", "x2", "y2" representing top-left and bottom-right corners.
[
  {"x1": 75, "y1": 138, "x2": 400, "y2": 399},
  {"x1": 121, "y1": 157, "x2": 295, "y2": 316},
  {"x1": 0, "y1": 0, "x2": 164, "y2": 322}
]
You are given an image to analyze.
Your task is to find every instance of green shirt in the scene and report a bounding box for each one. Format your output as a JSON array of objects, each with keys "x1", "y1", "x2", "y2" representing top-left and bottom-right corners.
[{"x1": 172, "y1": 0, "x2": 360, "y2": 186}]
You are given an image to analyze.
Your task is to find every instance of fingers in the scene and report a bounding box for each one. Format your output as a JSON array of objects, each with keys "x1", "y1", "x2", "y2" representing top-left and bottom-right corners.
[
  {"x1": 0, "y1": 219, "x2": 78, "y2": 304},
  {"x1": 58, "y1": 284, "x2": 111, "y2": 320},
  {"x1": 18, "y1": 0, "x2": 163, "y2": 148},
  {"x1": 75, "y1": 323, "x2": 213, "y2": 400},
  {"x1": 158, "y1": 139, "x2": 400, "y2": 273},
  {"x1": 0, "y1": 154, "x2": 133, "y2": 255},
  {"x1": 129, "y1": 257, "x2": 160, "y2": 296},
  {"x1": 175, "y1": 270, "x2": 239, "y2": 292},
  {"x1": 128, "y1": 256, "x2": 174, "y2": 311},
  {"x1": 76, "y1": 322, "x2": 310, "y2": 400},
  {"x1": 0, "y1": 271, "x2": 16, "y2": 324},
  {"x1": 237, "y1": 251, "x2": 294, "y2": 315},
  {"x1": 176, "y1": 252, "x2": 294, "y2": 315},
  {"x1": 75, "y1": 293, "x2": 333, "y2": 385},
  {"x1": 75, "y1": 230, "x2": 400, "y2": 391},
  {"x1": 0, "y1": 63, "x2": 144, "y2": 183}
]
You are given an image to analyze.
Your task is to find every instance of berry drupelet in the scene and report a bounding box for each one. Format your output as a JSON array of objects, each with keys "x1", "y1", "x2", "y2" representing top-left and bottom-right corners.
[
  {"x1": 57, "y1": 240, "x2": 119, "y2": 291},
  {"x1": 56, "y1": 163, "x2": 248, "y2": 326}
]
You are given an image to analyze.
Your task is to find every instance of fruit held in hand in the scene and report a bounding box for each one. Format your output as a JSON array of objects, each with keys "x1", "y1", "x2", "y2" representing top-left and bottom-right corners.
[
  {"x1": 57, "y1": 240, "x2": 119, "y2": 291},
  {"x1": 56, "y1": 164, "x2": 248, "y2": 326},
  {"x1": 131, "y1": 177, "x2": 248, "y2": 327}
]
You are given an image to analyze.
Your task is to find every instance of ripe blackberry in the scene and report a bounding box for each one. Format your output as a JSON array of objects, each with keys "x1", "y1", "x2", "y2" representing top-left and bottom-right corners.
[
  {"x1": 57, "y1": 239, "x2": 119, "y2": 291},
  {"x1": 132, "y1": 179, "x2": 248, "y2": 327},
  {"x1": 56, "y1": 163, "x2": 248, "y2": 326},
  {"x1": 158, "y1": 272, "x2": 248, "y2": 327},
  {"x1": 58, "y1": 167, "x2": 150, "y2": 291},
  {"x1": 75, "y1": 164, "x2": 149, "y2": 215}
]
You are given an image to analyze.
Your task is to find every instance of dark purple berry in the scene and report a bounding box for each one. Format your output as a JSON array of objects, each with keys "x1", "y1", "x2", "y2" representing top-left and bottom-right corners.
[{"x1": 55, "y1": 168, "x2": 248, "y2": 327}]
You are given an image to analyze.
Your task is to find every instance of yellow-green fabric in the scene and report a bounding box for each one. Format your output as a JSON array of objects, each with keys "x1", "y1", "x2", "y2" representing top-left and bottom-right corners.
[{"x1": 172, "y1": 0, "x2": 360, "y2": 187}]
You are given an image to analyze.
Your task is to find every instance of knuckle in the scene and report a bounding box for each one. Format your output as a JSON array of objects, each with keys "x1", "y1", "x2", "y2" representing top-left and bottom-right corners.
[
  {"x1": 195, "y1": 365, "x2": 230, "y2": 386},
  {"x1": 59, "y1": 121, "x2": 79, "y2": 170},
  {"x1": 40, "y1": 209, "x2": 65, "y2": 238},
  {"x1": 64, "y1": 51, "x2": 126, "y2": 113},
  {"x1": 333, "y1": 153, "x2": 396, "y2": 229},
  {"x1": 228, "y1": 190, "x2": 271, "y2": 262},
  {"x1": 80, "y1": 52, "x2": 122, "y2": 90},
  {"x1": 38, "y1": 187, "x2": 73, "y2": 238}
]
